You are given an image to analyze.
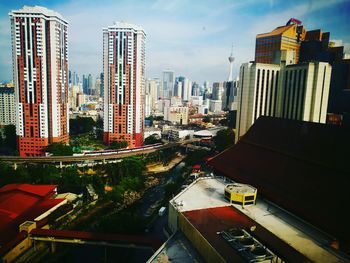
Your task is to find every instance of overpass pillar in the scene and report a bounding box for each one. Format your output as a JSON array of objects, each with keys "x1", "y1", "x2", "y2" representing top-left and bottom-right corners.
[
  {"x1": 51, "y1": 242, "x2": 56, "y2": 253},
  {"x1": 59, "y1": 161, "x2": 63, "y2": 169},
  {"x1": 13, "y1": 163, "x2": 17, "y2": 170}
]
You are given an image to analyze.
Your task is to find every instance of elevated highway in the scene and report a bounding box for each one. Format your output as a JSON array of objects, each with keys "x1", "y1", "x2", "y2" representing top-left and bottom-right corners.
[{"x1": 0, "y1": 139, "x2": 200, "y2": 165}]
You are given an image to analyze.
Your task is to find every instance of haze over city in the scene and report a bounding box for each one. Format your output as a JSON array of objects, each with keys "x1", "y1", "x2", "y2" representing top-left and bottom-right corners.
[{"x1": 0, "y1": 0, "x2": 349, "y2": 83}]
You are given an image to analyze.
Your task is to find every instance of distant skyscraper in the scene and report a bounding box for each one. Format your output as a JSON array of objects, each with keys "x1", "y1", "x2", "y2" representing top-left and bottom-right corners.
[
  {"x1": 99, "y1": 72, "x2": 104, "y2": 97},
  {"x1": 83, "y1": 74, "x2": 88, "y2": 94},
  {"x1": 174, "y1": 77, "x2": 183, "y2": 98},
  {"x1": 255, "y1": 18, "x2": 306, "y2": 64},
  {"x1": 192, "y1": 82, "x2": 199, "y2": 96},
  {"x1": 103, "y1": 21, "x2": 146, "y2": 147},
  {"x1": 10, "y1": 6, "x2": 69, "y2": 156},
  {"x1": 145, "y1": 78, "x2": 159, "y2": 114},
  {"x1": 0, "y1": 85, "x2": 16, "y2": 126},
  {"x1": 162, "y1": 70, "x2": 175, "y2": 99},
  {"x1": 88, "y1": 74, "x2": 93, "y2": 95}
]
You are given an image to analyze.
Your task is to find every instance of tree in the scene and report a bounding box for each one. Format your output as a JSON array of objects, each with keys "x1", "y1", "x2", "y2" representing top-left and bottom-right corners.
[
  {"x1": 3, "y1": 125, "x2": 16, "y2": 149},
  {"x1": 110, "y1": 141, "x2": 128, "y2": 150},
  {"x1": 69, "y1": 116, "x2": 96, "y2": 135},
  {"x1": 59, "y1": 167, "x2": 83, "y2": 193},
  {"x1": 144, "y1": 135, "x2": 161, "y2": 145},
  {"x1": 185, "y1": 149, "x2": 210, "y2": 166},
  {"x1": 202, "y1": 116, "x2": 210, "y2": 123},
  {"x1": 46, "y1": 143, "x2": 73, "y2": 156},
  {"x1": 214, "y1": 128, "x2": 235, "y2": 152}
]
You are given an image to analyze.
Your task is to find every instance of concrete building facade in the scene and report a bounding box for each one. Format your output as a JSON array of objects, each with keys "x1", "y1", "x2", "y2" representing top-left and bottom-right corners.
[{"x1": 236, "y1": 61, "x2": 331, "y2": 140}]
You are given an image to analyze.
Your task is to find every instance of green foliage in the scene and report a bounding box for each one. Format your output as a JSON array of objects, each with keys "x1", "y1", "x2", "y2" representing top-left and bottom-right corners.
[
  {"x1": 145, "y1": 116, "x2": 163, "y2": 121},
  {"x1": 214, "y1": 128, "x2": 235, "y2": 152},
  {"x1": 59, "y1": 167, "x2": 82, "y2": 193},
  {"x1": 185, "y1": 149, "x2": 210, "y2": 166},
  {"x1": 144, "y1": 135, "x2": 161, "y2": 145},
  {"x1": 104, "y1": 157, "x2": 145, "y2": 202},
  {"x1": 46, "y1": 142, "x2": 73, "y2": 156},
  {"x1": 27, "y1": 164, "x2": 60, "y2": 184},
  {"x1": 0, "y1": 125, "x2": 17, "y2": 151},
  {"x1": 202, "y1": 116, "x2": 210, "y2": 123},
  {"x1": 69, "y1": 116, "x2": 96, "y2": 135},
  {"x1": 109, "y1": 140, "x2": 128, "y2": 149}
]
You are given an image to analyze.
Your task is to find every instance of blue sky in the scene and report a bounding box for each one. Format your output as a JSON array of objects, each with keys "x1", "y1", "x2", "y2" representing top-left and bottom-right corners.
[{"x1": 0, "y1": 0, "x2": 349, "y2": 83}]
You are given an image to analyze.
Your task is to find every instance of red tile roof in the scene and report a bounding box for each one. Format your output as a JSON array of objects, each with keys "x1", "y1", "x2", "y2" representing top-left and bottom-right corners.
[
  {"x1": 0, "y1": 184, "x2": 57, "y2": 197},
  {"x1": 0, "y1": 184, "x2": 63, "y2": 246},
  {"x1": 209, "y1": 116, "x2": 350, "y2": 252}
]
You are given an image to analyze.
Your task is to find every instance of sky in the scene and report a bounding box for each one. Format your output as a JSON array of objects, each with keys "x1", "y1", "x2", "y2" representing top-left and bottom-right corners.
[{"x1": 0, "y1": 0, "x2": 349, "y2": 84}]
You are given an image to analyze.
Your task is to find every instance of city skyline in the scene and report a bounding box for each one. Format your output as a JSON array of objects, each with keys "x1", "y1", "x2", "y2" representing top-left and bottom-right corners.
[{"x1": 0, "y1": 0, "x2": 349, "y2": 84}]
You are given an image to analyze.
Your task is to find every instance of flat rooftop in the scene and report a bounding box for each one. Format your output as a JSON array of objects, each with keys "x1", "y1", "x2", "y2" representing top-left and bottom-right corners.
[
  {"x1": 170, "y1": 177, "x2": 230, "y2": 212},
  {"x1": 173, "y1": 177, "x2": 348, "y2": 262},
  {"x1": 147, "y1": 231, "x2": 204, "y2": 263},
  {"x1": 183, "y1": 206, "x2": 308, "y2": 263}
]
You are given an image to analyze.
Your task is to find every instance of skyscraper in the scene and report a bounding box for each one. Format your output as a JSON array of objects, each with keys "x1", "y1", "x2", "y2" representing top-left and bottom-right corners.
[
  {"x1": 255, "y1": 18, "x2": 306, "y2": 64},
  {"x1": 103, "y1": 21, "x2": 146, "y2": 147},
  {"x1": 236, "y1": 61, "x2": 331, "y2": 140},
  {"x1": 162, "y1": 70, "x2": 175, "y2": 99},
  {"x1": 10, "y1": 6, "x2": 69, "y2": 156}
]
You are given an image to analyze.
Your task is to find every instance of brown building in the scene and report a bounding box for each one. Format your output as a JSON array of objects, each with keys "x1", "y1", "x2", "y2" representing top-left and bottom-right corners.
[{"x1": 255, "y1": 18, "x2": 306, "y2": 64}]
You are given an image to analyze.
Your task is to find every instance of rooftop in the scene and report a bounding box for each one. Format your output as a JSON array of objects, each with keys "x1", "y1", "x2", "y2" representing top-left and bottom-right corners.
[
  {"x1": 10, "y1": 6, "x2": 65, "y2": 21},
  {"x1": 104, "y1": 21, "x2": 145, "y2": 33},
  {"x1": 147, "y1": 231, "x2": 204, "y2": 263},
  {"x1": 182, "y1": 206, "x2": 309, "y2": 263},
  {"x1": 256, "y1": 24, "x2": 294, "y2": 38},
  {"x1": 171, "y1": 177, "x2": 348, "y2": 262},
  {"x1": 209, "y1": 116, "x2": 350, "y2": 254},
  {"x1": 0, "y1": 184, "x2": 64, "y2": 246},
  {"x1": 170, "y1": 177, "x2": 231, "y2": 213}
]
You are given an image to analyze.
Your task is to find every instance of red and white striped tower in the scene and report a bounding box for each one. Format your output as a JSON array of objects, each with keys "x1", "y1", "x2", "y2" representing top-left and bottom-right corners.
[
  {"x1": 103, "y1": 22, "x2": 146, "y2": 147},
  {"x1": 10, "y1": 6, "x2": 69, "y2": 156}
]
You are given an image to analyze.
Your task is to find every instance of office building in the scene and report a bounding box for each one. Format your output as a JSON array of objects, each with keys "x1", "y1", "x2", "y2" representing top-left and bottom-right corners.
[
  {"x1": 145, "y1": 78, "x2": 159, "y2": 114},
  {"x1": 236, "y1": 61, "x2": 331, "y2": 140},
  {"x1": 177, "y1": 76, "x2": 192, "y2": 101},
  {"x1": 162, "y1": 70, "x2": 175, "y2": 99},
  {"x1": 103, "y1": 21, "x2": 146, "y2": 147},
  {"x1": 0, "y1": 85, "x2": 16, "y2": 126},
  {"x1": 164, "y1": 106, "x2": 188, "y2": 125},
  {"x1": 255, "y1": 18, "x2": 306, "y2": 64},
  {"x1": 10, "y1": 6, "x2": 69, "y2": 156}
]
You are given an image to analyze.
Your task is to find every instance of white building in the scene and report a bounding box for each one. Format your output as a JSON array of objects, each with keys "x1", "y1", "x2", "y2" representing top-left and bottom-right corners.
[
  {"x1": 103, "y1": 21, "x2": 146, "y2": 147},
  {"x1": 164, "y1": 106, "x2": 189, "y2": 125},
  {"x1": 167, "y1": 129, "x2": 194, "y2": 141},
  {"x1": 210, "y1": 100, "x2": 223, "y2": 113},
  {"x1": 236, "y1": 61, "x2": 332, "y2": 140},
  {"x1": 10, "y1": 6, "x2": 69, "y2": 156},
  {"x1": 145, "y1": 78, "x2": 159, "y2": 114},
  {"x1": 0, "y1": 86, "x2": 16, "y2": 126}
]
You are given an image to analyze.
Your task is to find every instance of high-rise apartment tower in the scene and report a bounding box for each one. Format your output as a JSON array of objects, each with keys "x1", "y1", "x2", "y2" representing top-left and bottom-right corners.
[
  {"x1": 10, "y1": 6, "x2": 69, "y2": 156},
  {"x1": 103, "y1": 22, "x2": 146, "y2": 147}
]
